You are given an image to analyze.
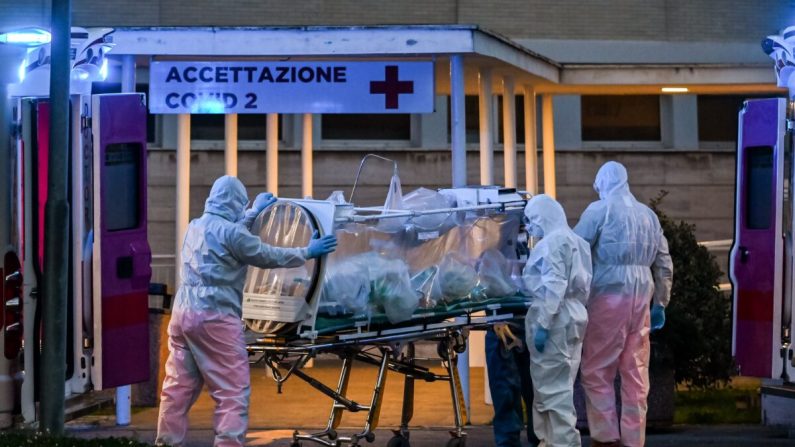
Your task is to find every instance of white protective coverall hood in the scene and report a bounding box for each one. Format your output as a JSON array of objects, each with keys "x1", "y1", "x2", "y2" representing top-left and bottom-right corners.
[
  {"x1": 174, "y1": 175, "x2": 308, "y2": 317},
  {"x1": 574, "y1": 161, "x2": 674, "y2": 447},
  {"x1": 158, "y1": 176, "x2": 308, "y2": 447},
  {"x1": 577, "y1": 161, "x2": 673, "y2": 306},
  {"x1": 522, "y1": 194, "x2": 592, "y2": 447}
]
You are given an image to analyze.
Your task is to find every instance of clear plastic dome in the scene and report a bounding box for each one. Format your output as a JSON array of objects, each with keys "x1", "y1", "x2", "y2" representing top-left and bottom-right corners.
[{"x1": 243, "y1": 201, "x2": 319, "y2": 334}]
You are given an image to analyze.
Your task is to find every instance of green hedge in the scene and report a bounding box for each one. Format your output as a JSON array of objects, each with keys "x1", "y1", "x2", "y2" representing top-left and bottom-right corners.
[
  {"x1": 0, "y1": 432, "x2": 151, "y2": 447},
  {"x1": 650, "y1": 191, "x2": 735, "y2": 389}
]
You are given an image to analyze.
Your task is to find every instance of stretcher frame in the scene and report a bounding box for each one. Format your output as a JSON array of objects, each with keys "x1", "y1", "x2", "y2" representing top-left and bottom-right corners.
[{"x1": 247, "y1": 301, "x2": 529, "y2": 447}]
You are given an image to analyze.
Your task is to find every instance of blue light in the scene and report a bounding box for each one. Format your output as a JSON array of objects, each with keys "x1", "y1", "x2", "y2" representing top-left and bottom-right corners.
[
  {"x1": 192, "y1": 98, "x2": 226, "y2": 114},
  {"x1": 99, "y1": 58, "x2": 108, "y2": 81},
  {"x1": 18, "y1": 61, "x2": 25, "y2": 82},
  {"x1": 0, "y1": 28, "x2": 51, "y2": 47}
]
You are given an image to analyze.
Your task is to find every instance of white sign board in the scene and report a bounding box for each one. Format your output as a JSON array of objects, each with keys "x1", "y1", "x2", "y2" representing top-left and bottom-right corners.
[{"x1": 149, "y1": 61, "x2": 435, "y2": 114}]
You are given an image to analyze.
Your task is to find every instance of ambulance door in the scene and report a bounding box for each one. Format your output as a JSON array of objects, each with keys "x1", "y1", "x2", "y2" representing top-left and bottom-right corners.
[
  {"x1": 67, "y1": 94, "x2": 92, "y2": 394},
  {"x1": 90, "y1": 93, "x2": 151, "y2": 389},
  {"x1": 730, "y1": 98, "x2": 787, "y2": 378}
]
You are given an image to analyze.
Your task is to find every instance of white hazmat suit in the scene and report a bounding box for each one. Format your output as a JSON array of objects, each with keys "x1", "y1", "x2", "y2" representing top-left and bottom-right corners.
[
  {"x1": 574, "y1": 162, "x2": 673, "y2": 447},
  {"x1": 523, "y1": 194, "x2": 593, "y2": 447},
  {"x1": 156, "y1": 176, "x2": 336, "y2": 447}
]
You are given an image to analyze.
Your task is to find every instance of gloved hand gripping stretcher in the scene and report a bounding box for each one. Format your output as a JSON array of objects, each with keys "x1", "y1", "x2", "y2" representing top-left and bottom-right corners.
[{"x1": 244, "y1": 168, "x2": 531, "y2": 446}]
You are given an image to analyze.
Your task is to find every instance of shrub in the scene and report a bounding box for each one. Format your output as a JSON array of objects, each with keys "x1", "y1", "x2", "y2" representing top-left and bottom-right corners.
[{"x1": 650, "y1": 191, "x2": 735, "y2": 389}]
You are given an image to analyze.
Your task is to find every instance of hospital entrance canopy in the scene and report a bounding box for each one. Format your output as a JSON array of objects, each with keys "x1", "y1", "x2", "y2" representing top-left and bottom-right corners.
[{"x1": 102, "y1": 24, "x2": 778, "y2": 268}]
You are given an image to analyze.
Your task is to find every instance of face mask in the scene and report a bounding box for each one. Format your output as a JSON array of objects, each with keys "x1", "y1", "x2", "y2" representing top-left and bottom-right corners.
[{"x1": 525, "y1": 219, "x2": 544, "y2": 238}]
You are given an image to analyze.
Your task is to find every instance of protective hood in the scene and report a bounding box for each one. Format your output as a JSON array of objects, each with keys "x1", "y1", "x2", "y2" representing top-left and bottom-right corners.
[
  {"x1": 593, "y1": 161, "x2": 631, "y2": 199},
  {"x1": 204, "y1": 175, "x2": 249, "y2": 222},
  {"x1": 524, "y1": 194, "x2": 568, "y2": 238}
]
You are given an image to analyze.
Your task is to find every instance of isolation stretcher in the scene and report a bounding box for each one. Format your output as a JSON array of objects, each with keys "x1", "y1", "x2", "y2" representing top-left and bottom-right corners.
[{"x1": 243, "y1": 186, "x2": 531, "y2": 447}]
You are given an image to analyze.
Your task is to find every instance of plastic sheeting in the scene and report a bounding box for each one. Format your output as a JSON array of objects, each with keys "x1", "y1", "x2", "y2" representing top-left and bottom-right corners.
[
  {"x1": 321, "y1": 210, "x2": 522, "y2": 319},
  {"x1": 244, "y1": 195, "x2": 524, "y2": 334},
  {"x1": 242, "y1": 202, "x2": 317, "y2": 334}
]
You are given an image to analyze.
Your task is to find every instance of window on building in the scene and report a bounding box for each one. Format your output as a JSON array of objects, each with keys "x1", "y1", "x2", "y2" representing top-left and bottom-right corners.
[
  {"x1": 321, "y1": 114, "x2": 410, "y2": 140},
  {"x1": 190, "y1": 114, "x2": 281, "y2": 140},
  {"x1": 447, "y1": 95, "x2": 542, "y2": 146},
  {"x1": 697, "y1": 95, "x2": 747, "y2": 142},
  {"x1": 496, "y1": 95, "x2": 528, "y2": 144},
  {"x1": 446, "y1": 96, "x2": 480, "y2": 143},
  {"x1": 190, "y1": 115, "x2": 224, "y2": 140},
  {"x1": 581, "y1": 95, "x2": 661, "y2": 141}
]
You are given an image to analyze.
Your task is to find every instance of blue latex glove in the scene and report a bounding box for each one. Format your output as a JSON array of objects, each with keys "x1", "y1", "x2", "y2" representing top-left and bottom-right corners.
[
  {"x1": 651, "y1": 304, "x2": 666, "y2": 332},
  {"x1": 306, "y1": 231, "x2": 338, "y2": 259},
  {"x1": 533, "y1": 327, "x2": 549, "y2": 353},
  {"x1": 252, "y1": 192, "x2": 277, "y2": 214}
]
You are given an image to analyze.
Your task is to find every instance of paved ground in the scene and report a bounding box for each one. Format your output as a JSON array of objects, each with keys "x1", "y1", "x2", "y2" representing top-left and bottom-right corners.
[
  {"x1": 64, "y1": 360, "x2": 795, "y2": 446},
  {"x1": 67, "y1": 422, "x2": 795, "y2": 446}
]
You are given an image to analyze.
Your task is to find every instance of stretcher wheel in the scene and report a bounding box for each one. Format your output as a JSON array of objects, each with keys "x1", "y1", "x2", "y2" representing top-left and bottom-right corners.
[
  {"x1": 387, "y1": 435, "x2": 410, "y2": 447},
  {"x1": 445, "y1": 437, "x2": 465, "y2": 447}
]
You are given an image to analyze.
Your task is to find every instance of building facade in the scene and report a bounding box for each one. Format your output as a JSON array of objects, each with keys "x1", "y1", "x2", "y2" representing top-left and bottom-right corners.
[{"x1": 3, "y1": 0, "x2": 794, "y2": 273}]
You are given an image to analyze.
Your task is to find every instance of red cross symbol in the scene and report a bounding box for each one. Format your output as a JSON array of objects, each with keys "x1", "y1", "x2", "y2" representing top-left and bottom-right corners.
[{"x1": 369, "y1": 65, "x2": 414, "y2": 109}]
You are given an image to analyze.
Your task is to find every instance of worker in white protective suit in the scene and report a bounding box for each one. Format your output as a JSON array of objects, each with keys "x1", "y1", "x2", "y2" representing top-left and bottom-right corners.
[
  {"x1": 156, "y1": 176, "x2": 337, "y2": 447},
  {"x1": 574, "y1": 161, "x2": 673, "y2": 447},
  {"x1": 522, "y1": 194, "x2": 593, "y2": 447}
]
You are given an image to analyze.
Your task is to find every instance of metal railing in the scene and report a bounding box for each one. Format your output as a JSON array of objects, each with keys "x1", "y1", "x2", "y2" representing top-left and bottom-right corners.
[
  {"x1": 151, "y1": 254, "x2": 177, "y2": 293},
  {"x1": 698, "y1": 239, "x2": 732, "y2": 293}
]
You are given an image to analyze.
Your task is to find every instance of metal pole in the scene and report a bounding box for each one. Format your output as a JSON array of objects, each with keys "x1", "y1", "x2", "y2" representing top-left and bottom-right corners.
[
  {"x1": 266, "y1": 113, "x2": 279, "y2": 194},
  {"x1": 301, "y1": 113, "x2": 313, "y2": 198},
  {"x1": 502, "y1": 77, "x2": 517, "y2": 188},
  {"x1": 478, "y1": 68, "x2": 493, "y2": 185},
  {"x1": 450, "y1": 55, "x2": 466, "y2": 188},
  {"x1": 175, "y1": 114, "x2": 190, "y2": 285},
  {"x1": 224, "y1": 114, "x2": 238, "y2": 176},
  {"x1": 541, "y1": 94, "x2": 556, "y2": 198},
  {"x1": 40, "y1": 0, "x2": 71, "y2": 433},
  {"x1": 523, "y1": 86, "x2": 538, "y2": 195},
  {"x1": 456, "y1": 343, "x2": 471, "y2": 425},
  {"x1": 115, "y1": 385, "x2": 130, "y2": 426}
]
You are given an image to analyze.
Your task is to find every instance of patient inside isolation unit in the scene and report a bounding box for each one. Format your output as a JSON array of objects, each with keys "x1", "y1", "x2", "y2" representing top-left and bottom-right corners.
[{"x1": 242, "y1": 185, "x2": 525, "y2": 334}]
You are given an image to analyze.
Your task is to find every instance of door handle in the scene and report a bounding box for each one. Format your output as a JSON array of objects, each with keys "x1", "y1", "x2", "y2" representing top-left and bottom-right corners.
[{"x1": 739, "y1": 246, "x2": 749, "y2": 263}]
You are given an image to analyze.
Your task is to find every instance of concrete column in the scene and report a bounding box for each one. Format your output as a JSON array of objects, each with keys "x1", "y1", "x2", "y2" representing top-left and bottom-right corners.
[
  {"x1": 267, "y1": 113, "x2": 279, "y2": 194},
  {"x1": 553, "y1": 95, "x2": 582, "y2": 150},
  {"x1": 224, "y1": 114, "x2": 238, "y2": 176},
  {"x1": 161, "y1": 115, "x2": 177, "y2": 149},
  {"x1": 542, "y1": 95, "x2": 556, "y2": 198},
  {"x1": 418, "y1": 95, "x2": 448, "y2": 149},
  {"x1": 450, "y1": 55, "x2": 467, "y2": 187},
  {"x1": 478, "y1": 68, "x2": 494, "y2": 185},
  {"x1": 661, "y1": 94, "x2": 698, "y2": 149},
  {"x1": 523, "y1": 86, "x2": 538, "y2": 195},
  {"x1": 176, "y1": 114, "x2": 191, "y2": 283},
  {"x1": 502, "y1": 77, "x2": 517, "y2": 188},
  {"x1": 302, "y1": 113, "x2": 313, "y2": 198}
]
